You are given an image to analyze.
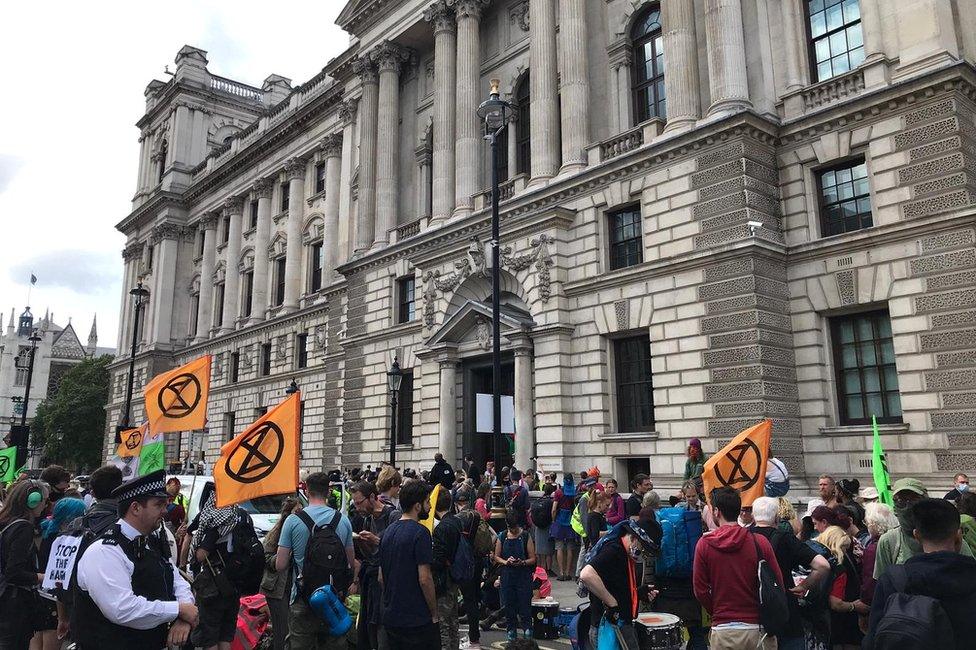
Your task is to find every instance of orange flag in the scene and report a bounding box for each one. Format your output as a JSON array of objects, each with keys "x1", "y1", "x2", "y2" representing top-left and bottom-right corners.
[
  {"x1": 117, "y1": 424, "x2": 147, "y2": 458},
  {"x1": 144, "y1": 356, "x2": 211, "y2": 434},
  {"x1": 702, "y1": 419, "x2": 772, "y2": 507},
  {"x1": 214, "y1": 391, "x2": 300, "y2": 508}
]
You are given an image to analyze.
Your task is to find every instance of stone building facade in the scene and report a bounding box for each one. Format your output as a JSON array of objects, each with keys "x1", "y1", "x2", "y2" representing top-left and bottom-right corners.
[{"x1": 106, "y1": 0, "x2": 976, "y2": 490}]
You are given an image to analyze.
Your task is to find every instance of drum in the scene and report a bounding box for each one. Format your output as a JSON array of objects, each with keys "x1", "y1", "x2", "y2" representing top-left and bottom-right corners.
[
  {"x1": 532, "y1": 599, "x2": 560, "y2": 640},
  {"x1": 634, "y1": 612, "x2": 683, "y2": 650}
]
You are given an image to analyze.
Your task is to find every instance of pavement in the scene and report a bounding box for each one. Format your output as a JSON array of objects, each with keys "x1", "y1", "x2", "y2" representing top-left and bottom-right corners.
[{"x1": 463, "y1": 572, "x2": 586, "y2": 649}]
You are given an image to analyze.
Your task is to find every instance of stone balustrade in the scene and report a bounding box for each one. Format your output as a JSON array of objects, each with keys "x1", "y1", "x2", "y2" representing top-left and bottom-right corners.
[{"x1": 211, "y1": 75, "x2": 263, "y2": 102}]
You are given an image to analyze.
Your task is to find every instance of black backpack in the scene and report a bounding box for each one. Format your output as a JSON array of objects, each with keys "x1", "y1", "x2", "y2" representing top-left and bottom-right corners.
[
  {"x1": 220, "y1": 510, "x2": 265, "y2": 596},
  {"x1": 751, "y1": 533, "x2": 790, "y2": 637},
  {"x1": 531, "y1": 497, "x2": 553, "y2": 529},
  {"x1": 873, "y1": 565, "x2": 956, "y2": 650},
  {"x1": 297, "y1": 510, "x2": 352, "y2": 599}
]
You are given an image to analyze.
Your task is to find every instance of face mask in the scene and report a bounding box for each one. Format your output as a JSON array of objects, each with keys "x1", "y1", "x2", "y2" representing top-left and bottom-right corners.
[
  {"x1": 894, "y1": 502, "x2": 915, "y2": 531},
  {"x1": 958, "y1": 483, "x2": 970, "y2": 493}
]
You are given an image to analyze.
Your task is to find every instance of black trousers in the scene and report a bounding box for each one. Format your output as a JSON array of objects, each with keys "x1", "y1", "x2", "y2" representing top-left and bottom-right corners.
[
  {"x1": 385, "y1": 623, "x2": 440, "y2": 650},
  {"x1": 459, "y1": 576, "x2": 481, "y2": 643}
]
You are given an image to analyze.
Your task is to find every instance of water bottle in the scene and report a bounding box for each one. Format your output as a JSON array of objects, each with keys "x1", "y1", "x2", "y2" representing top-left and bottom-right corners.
[{"x1": 308, "y1": 584, "x2": 353, "y2": 636}]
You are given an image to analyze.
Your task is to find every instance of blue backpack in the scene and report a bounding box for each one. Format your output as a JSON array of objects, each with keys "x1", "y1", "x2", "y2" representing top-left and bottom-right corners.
[{"x1": 654, "y1": 507, "x2": 703, "y2": 578}]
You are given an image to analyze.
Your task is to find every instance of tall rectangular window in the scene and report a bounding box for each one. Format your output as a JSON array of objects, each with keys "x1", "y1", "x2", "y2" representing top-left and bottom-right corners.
[
  {"x1": 198, "y1": 228, "x2": 206, "y2": 257},
  {"x1": 260, "y1": 342, "x2": 272, "y2": 376},
  {"x1": 397, "y1": 277, "x2": 416, "y2": 323},
  {"x1": 214, "y1": 283, "x2": 225, "y2": 327},
  {"x1": 614, "y1": 335, "x2": 655, "y2": 432},
  {"x1": 242, "y1": 271, "x2": 254, "y2": 318},
  {"x1": 225, "y1": 411, "x2": 236, "y2": 441},
  {"x1": 397, "y1": 369, "x2": 414, "y2": 445},
  {"x1": 249, "y1": 200, "x2": 259, "y2": 229},
  {"x1": 222, "y1": 216, "x2": 231, "y2": 244},
  {"x1": 189, "y1": 294, "x2": 200, "y2": 336},
  {"x1": 315, "y1": 162, "x2": 326, "y2": 194},
  {"x1": 807, "y1": 0, "x2": 864, "y2": 82},
  {"x1": 146, "y1": 245, "x2": 154, "y2": 272},
  {"x1": 608, "y1": 206, "x2": 644, "y2": 270},
  {"x1": 310, "y1": 242, "x2": 323, "y2": 292},
  {"x1": 230, "y1": 351, "x2": 239, "y2": 383},
  {"x1": 831, "y1": 310, "x2": 902, "y2": 425},
  {"x1": 274, "y1": 258, "x2": 286, "y2": 306},
  {"x1": 297, "y1": 333, "x2": 309, "y2": 369},
  {"x1": 280, "y1": 182, "x2": 290, "y2": 213},
  {"x1": 817, "y1": 158, "x2": 872, "y2": 237}
]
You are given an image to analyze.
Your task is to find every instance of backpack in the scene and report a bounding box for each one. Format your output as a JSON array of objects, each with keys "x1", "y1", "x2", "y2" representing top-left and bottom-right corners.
[
  {"x1": 654, "y1": 507, "x2": 703, "y2": 579},
  {"x1": 297, "y1": 510, "x2": 352, "y2": 599},
  {"x1": 531, "y1": 497, "x2": 553, "y2": 529},
  {"x1": 0, "y1": 519, "x2": 30, "y2": 595},
  {"x1": 220, "y1": 510, "x2": 266, "y2": 596},
  {"x1": 459, "y1": 510, "x2": 494, "y2": 558},
  {"x1": 872, "y1": 565, "x2": 956, "y2": 650},
  {"x1": 450, "y1": 534, "x2": 476, "y2": 583},
  {"x1": 750, "y1": 533, "x2": 790, "y2": 637}
]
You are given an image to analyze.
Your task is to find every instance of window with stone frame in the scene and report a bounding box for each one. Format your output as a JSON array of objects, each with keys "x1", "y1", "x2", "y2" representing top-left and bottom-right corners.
[
  {"x1": 280, "y1": 182, "x2": 289, "y2": 213},
  {"x1": 613, "y1": 335, "x2": 655, "y2": 432},
  {"x1": 274, "y1": 257, "x2": 286, "y2": 306},
  {"x1": 296, "y1": 333, "x2": 309, "y2": 369},
  {"x1": 260, "y1": 342, "x2": 272, "y2": 377},
  {"x1": 249, "y1": 200, "x2": 259, "y2": 230},
  {"x1": 397, "y1": 369, "x2": 414, "y2": 445},
  {"x1": 214, "y1": 282, "x2": 225, "y2": 327},
  {"x1": 515, "y1": 73, "x2": 531, "y2": 175},
  {"x1": 197, "y1": 228, "x2": 206, "y2": 257},
  {"x1": 816, "y1": 157, "x2": 872, "y2": 237},
  {"x1": 14, "y1": 347, "x2": 30, "y2": 386},
  {"x1": 224, "y1": 411, "x2": 236, "y2": 441},
  {"x1": 157, "y1": 141, "x2": 168, "y2": 184},
  {"x1": 146, "y1": 244, "x2": 154, "y2": 272},
  {"x1": 47, "y1": 362, "x2": 72, "y2": 397},
  {"x1": 397, "y1": 276, "x2": 416, "y2": 324},
  {"x1": 608, "y1": 205, "x2": 644, "y2": 270},
  {"x1": 315, "y1": 162, "x2": 326, "y2": 194},
  {"x1": 230, "y1": 351, "x2": 239, "y2": 383},
  {"x1": 830, "y1": 309, "x2": 902, "y2": 425},
  {"x1": 222, "y1": 216, "x2": 231, "y2": 244},
  {"x1": 631, "y1": 4, "x2": 666, "y2": 123},
  {"x1": 241, "y1": 270, "x2": 254, "y2": 318},
  {"x1": 806, "y1": 0, "x2": 864, "y2": 83},
  {"x1": 310, "y1": 242, "x2": 324, "y2": 293},
  {"x1": 189, "y1": 292, "x2": 200, "y2": 335}
]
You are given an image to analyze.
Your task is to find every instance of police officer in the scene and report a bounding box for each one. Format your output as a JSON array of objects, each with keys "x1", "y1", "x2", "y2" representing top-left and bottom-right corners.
[{"x1": 72, "y1": 470, "x2": 197, "y2": 649}]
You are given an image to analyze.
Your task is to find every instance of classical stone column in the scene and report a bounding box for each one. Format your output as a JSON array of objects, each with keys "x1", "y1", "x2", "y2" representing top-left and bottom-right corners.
[
  {"x1": 507, "y1": 116, "x2": 518, "y2": 176},
  {"x1": 282, "y1": 158, "x2": 306, "y2": 313},
  {"x1": 337, "y1": 99, "x2": 358, "y2": 265},
  {"x1": 703, "y1": 0, "x2": 752, "y2": 115},
  {"x1": 425, "y1": 1, "x2": 457, "y2": 226},
  {"x1": 354, "y1": 59, "x2": 379, "y2": 254},
  {"x1": 194, "y1": 213, "x2": 218, "y2": 342},
  {"x1": 249, "y1": 179, "x2": 273, "y2": 325},
  {"x1": 860, "y1": 0, "x2": 884, "y2": 59},
  {"x1": 662, "y1": 0, "x2": 702, "y2": 133},
  {"x1": 529, "y1": 0, "x2": 559, "y2": 184},
  {"x1": 559, "y1": 0, "x2": 590, "y2": 172},
  {"x1": 780, "y1": 0, "x2": 807, "y2": 93},
  {"x1": 220, "y1": 198, "x2": 244, "y2": 333},
  {"x1": 119, "y1": 243, "x2": 142, "y2": 352},
  {"x1": 450, "y1": 0, "x2": 489, "y2": 217},
  {"x1": 513, "y1": 341, "x2": 534, "y2": 473},
  {"x1": 321, "y1": 134, "x2": 342, "y2": 282},
  {"x1": 149, "y1": 223, "x2": 181, "y2": 347},
  {"x1": 438, "y1": 352, "x2": 458, "y2": 460},
  {"x1": 371, "y1": 42, "x2": 411, "y2": 249}
]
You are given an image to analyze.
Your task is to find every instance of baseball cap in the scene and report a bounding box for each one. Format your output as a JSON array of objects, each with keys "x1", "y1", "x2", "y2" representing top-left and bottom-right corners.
[
  {"x1": 859, "y1": 486, "x2": 880, "y2": 501},
  {"x1": 803, "y1": 498, "x2": 825, "y2": 519},
  {"x1": 892, "y1": 478, "x2": 927, "y2": 497}
]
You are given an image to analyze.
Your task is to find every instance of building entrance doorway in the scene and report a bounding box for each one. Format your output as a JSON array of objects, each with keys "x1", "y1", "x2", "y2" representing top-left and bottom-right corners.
[{"x1": 463, "y1": 354, "x2": 515, "y2": 477}]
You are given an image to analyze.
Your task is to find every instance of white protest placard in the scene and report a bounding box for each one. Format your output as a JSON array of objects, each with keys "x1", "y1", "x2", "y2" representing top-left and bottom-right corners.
[
  {"x1": 475, "y1": 393, "x2": 515, "y2": 434},
  {"x1": 42, "y1": 534, "x2": 82, "y2": 591}
]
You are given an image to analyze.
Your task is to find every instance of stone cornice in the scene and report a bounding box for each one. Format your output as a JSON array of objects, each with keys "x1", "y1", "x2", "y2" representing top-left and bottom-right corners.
[
  {"x1": 178, "y1": 300, "x2": 333, "y2": 354},
  {"x1": 337, "y1": 0, "x2": 402, "y2": 37},
  {"x1": 116, "y1": 191, "x2": 186, "y2": 233},
  {"x1": 136, "y1": 81, "x2": 263, "y2": 132}
]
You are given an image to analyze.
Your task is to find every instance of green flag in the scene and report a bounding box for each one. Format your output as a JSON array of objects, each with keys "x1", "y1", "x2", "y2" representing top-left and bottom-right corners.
[
  {"x1": 872, "y1": 415, "x2": 893, "y2": 506},
  {"x1": 139, "y1": 430, "x2": 166, "y2": 476},
  {"x1": 0, "y1": 446, "x2": 17, "y2": 484}
]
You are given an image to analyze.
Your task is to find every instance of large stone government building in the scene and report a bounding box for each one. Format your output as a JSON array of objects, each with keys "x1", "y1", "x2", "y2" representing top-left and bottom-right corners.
[{"x1": 106, "y1": 0, "x2": 976, "y2": 490}]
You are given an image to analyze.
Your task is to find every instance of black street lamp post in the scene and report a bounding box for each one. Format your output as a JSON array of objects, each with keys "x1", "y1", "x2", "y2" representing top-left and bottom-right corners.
[
  {"x1": 119, "y1": 281, "x2": 150, "y2": 438},
  {"x1": 386, "y1": 357, "x2": 403, "y2": 468},
  {"x1": 19, "y1": 328, "x2": 42, "y2": 466},
  {"x1": 477, "y1": 79, "x2": 514, "y2": 490}
]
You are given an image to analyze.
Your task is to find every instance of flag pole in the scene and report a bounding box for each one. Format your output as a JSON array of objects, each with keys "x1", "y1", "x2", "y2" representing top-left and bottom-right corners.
[{"x1": 188, "y1": 427, "x2": 206, "y2": 510}]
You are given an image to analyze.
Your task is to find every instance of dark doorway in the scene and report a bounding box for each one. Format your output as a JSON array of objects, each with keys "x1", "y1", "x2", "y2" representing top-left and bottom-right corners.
[{"x1": 463, "y1": 354, "x2": 515, "y2": 476}]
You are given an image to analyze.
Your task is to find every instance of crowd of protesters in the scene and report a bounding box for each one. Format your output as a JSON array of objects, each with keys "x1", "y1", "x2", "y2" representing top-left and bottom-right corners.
[{"x1": 1, "y1": 451, "x2": 975, "y2": 650}]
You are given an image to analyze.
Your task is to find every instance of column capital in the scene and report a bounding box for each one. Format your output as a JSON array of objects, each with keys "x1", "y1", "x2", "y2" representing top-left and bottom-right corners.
[
  {"x1": 199, "y1": 212, "x2": 220, "y2": 230},
  {"x1": 320, "y1": 133, "x2": 343, "y2": 158},
  {"x1": 252, "y1": 177, "x2": 274, "y2": 198},
  {"x1": 449, "y1": 0, "x2": 489, "y2": 21},
  {"x1": 223, "y1": 196, "x2": 245, "y2": 215},
  {"x1": 424, "y1": 0, "x2": 456, "y2": 33},
  {"x1": 284, "y1": 157, "x2": 306, "y2": 181},
  {"x1": 339, "y1": 98, "x2": 359, "y2": 125},
  {"x1": 150, "y1": 222, "x2": 183, "y2": 245},
  {"x1": 122, "y1": 241, "x2": 144, "y2": 261},
  {"x1": 353, "y1": 57, "x2": 379, "y2": 85},
  {"x1": 369, "y1": 41, "x2": 413, "y2": 75}
]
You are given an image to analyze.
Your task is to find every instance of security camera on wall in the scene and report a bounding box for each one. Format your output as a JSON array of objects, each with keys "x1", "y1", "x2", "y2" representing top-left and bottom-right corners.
[{"x1": 747, "y1": 220, "x2": 763, "y2": 236}]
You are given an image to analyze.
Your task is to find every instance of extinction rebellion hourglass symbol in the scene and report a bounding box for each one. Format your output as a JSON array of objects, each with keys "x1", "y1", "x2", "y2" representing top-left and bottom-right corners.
[
  {"x1": 157, "y1": 373, "x2": 203, "y2": 419},
  {"x1": 225, "y1": 423, "x2": 285, "y2": 484}
]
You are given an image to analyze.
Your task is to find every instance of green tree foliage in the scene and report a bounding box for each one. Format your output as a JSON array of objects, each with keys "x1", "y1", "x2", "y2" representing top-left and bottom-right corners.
[{"x1": 31, "y1": 355, "x2": 112, "y2": 472}]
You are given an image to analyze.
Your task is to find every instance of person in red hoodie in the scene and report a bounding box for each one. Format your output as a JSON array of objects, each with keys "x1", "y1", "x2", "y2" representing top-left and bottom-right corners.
[{"x1": 693, "y1": 487, "x2": 782, "y2": 650}]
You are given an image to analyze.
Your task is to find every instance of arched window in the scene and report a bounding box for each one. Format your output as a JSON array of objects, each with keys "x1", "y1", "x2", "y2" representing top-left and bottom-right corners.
[
  {"x1": 515, "y1": 73, "x2": 531, "y2": 175},
  {"x1": 631, "y1": 5, "x2": 665, "y2": 124}
]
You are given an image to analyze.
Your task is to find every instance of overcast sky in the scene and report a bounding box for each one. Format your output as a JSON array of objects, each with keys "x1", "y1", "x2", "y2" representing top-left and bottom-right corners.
[{"x1": 0, "y1": 1, "x2": 349, "y2": 349}]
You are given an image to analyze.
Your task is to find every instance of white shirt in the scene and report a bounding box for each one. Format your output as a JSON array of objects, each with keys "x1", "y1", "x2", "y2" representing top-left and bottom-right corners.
[{"x1": 76, "y1": 519, "x2": 193, "y2": 630}]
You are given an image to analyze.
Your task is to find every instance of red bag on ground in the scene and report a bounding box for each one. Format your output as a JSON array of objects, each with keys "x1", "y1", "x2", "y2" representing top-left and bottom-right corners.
[{"x1": 232, "y1": 594, "x2": 270, "y2": 650}]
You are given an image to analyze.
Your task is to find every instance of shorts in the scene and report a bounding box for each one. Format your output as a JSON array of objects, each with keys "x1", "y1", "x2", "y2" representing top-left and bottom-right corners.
[
  {"x1": 554, "y1": 536, "x2": 579, "y2": 551},
  {"x1": 191, "y1": 594, "x2": 239, "y2": 646}
]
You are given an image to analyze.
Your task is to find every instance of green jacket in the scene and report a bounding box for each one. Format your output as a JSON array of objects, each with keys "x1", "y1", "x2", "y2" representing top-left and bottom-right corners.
[
  {"x1": 961, "y1": 514, "x2": 976, "y2": 553},
  {"x1": 683, "y1": 455, "x2": 707, "y2": 481},
  {"x1": 873, "y1": 523, "x2": 974, "y2": 579}
]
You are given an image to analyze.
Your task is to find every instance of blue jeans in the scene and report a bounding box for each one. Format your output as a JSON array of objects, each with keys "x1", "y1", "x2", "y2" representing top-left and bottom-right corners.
[
  {"x1": 777, "y1": 634, "x2": 805, "y2": 650},
  {"x1": 500, "y1": 578, "x2": 532, "y2": 633}
]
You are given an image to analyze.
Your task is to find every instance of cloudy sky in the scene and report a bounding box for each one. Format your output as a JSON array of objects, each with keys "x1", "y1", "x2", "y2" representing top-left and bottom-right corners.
[{"x1": 0, "y1": 1, "x2": 349, "y2": 349}]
